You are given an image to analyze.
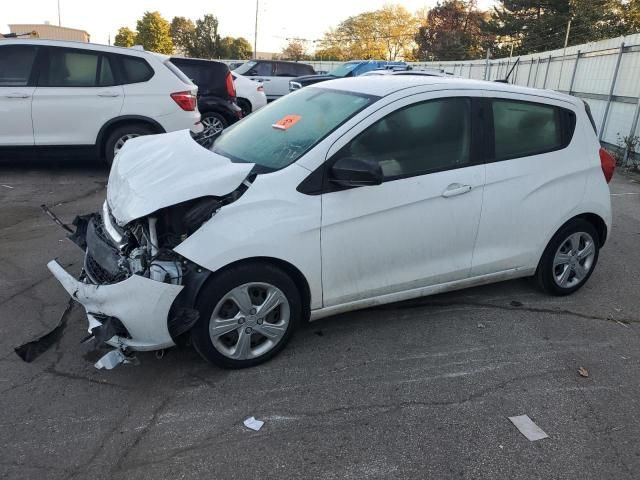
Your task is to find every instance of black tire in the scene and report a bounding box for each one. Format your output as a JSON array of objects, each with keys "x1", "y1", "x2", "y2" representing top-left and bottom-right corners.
[
  {"x1": 104, "y1": 124, "x2": 154, "y2": 166},
  {"x1": 535, "y1": 219, "x2": 600, "y2": 296},
  {"x1": 197, "y1": 112, "x2": 228, "y2": 149},
  {"x1": 191, "y1": 262, "x2": 302, "y2": 369},
  {"x1": 237, "y1": 98, "x2": 252, "y2": 117}
]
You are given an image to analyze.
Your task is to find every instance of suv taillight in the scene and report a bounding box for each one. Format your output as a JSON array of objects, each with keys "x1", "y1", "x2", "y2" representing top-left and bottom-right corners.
[
  {"x1": 171, "y1": 91, "x2": 197, "y2": 111},
  {"x1": 599, "y1": 148, "x2": 615, "y2": 183},
  {"x1": 226, "y1": 72, "x2": 236, "y2": 98}
]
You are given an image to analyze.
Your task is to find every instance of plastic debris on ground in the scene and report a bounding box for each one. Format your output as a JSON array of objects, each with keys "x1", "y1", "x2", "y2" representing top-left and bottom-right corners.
[
  {"x1": 243, "y1": 416, "x2": 265, "y2": 431},
  {"x1": 508, "y1": 415, "x2": 548, "y2": 441}
]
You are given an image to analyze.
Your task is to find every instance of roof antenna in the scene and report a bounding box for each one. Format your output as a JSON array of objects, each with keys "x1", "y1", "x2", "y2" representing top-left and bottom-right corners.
[{"x1": 494, "y1": 57, "x2": 520, "y2": 84}]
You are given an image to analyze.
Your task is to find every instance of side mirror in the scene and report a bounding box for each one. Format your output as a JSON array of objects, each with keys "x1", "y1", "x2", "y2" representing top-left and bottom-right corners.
[{"x1": 329, "y1": 156, "x2": 383, "y2": 188}]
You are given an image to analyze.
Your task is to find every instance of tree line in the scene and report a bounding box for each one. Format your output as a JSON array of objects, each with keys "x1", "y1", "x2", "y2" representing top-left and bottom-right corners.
[
  {"x1": 285, "y1": 0, "x2": 640, "y2": 62},
  {"x1": 114, "y1": 12, "x2": 253, "y2": 59}
]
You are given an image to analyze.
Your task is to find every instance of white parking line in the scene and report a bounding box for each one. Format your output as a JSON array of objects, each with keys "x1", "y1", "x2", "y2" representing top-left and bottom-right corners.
[{"x1": 610, "y1": 192, "x2": 640, "y2": 196}]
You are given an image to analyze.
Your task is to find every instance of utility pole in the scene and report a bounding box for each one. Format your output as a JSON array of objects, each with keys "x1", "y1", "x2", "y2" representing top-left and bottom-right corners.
[
  {"x1": 557, "y1": 20, "x2": 572, "y2": 89},
  {"x1": 253, "y1": 0, "x2": 259, "y2": 59},
  {"x1": 57, "y1": 0, "x2": 61, "y2": 26}
]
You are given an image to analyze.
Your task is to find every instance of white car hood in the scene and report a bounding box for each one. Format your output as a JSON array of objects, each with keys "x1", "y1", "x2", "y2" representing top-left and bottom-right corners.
[{"x1": 107, "y1": 130, "x2": 254, "y2": 225}]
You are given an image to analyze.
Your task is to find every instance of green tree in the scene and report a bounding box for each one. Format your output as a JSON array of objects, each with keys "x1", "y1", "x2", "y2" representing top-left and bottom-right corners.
[
  {"x1": 170, "y1": 16, "x2": 196, "y2": 56},
  {"x1": 190, "y1": 14, "x2": 221, "y2": 58},
  {"x1": 415, "y1": 0, "x2": 490, "y2": 61},
  {"x1": 281, "y1": 39, "x2": 308, "y2": 60},
  {"x1": 318, "y1": 12, "x2": 387, "y2": 60},
  {"x1": 114, "y1": 26, "x2": 137, "y2": 47},
  {"x1": 375, "y1": 5, "x2": 419, "y2": 60},
  {"x1": 231, "y1": 37, "x2": 253, "y2": 59},
  {"x1": 136, "y1": 11, "x2": 174, "y2": 54}
]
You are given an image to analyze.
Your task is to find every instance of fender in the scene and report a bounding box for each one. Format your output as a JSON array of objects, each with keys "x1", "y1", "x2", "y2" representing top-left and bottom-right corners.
[{"x1": 95, "y1": 115, "x2": 166, "y2": 149}]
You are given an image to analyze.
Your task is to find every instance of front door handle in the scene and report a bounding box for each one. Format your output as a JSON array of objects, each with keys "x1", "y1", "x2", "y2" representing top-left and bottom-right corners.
[
  {"x1": 442, "y1": 183, "x2": 473, "y2": 198},
  {"x1": 5, "y1": 93, "x2": 30, "y2": 98},
  {"x1": 97, "y1": 91, "x2": 120, "y2": 97}
]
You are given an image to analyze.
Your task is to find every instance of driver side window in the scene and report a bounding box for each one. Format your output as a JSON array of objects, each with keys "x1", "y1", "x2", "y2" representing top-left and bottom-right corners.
[{"x1": 341, "y1": 97, "x2": 472, "y2": 180}]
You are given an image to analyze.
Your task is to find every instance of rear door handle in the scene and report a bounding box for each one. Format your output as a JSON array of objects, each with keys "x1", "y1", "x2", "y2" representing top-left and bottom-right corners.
[
  {"x1": 5, "y1": 93, "x2": 30, "y2": 98},
  {"x1": 442, "y1": 183, "x2": 473, "y2": 198},
  {"x1": 97, "y1": 91, "x2": 120, "y2": 97}
]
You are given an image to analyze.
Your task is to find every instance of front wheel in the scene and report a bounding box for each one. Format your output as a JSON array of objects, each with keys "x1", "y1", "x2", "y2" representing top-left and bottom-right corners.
[
  {"x1": 535, "y1": 219, "x2": 600, "y2": 296},
  {"x1": 191, "y1": 263, "x2": 301, "y2": 369}
]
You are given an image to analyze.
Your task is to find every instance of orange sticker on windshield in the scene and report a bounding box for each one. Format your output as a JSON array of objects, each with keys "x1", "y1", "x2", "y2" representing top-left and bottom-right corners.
[{"x1": 272, "y1": 114, "x2": 302, "y2": 130}]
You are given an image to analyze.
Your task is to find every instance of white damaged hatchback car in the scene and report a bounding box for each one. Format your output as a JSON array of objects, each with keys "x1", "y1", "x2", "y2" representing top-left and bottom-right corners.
[{"x1": 48, "y1": 76, "x2": 615, "y2": 369}]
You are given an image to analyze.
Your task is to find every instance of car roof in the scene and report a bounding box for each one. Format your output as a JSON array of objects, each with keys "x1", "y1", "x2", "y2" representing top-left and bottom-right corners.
[
  {"x1": 0, "y1": 38, "x2": 160, "y2": 59},
  {"x1": 313, "y1": 75, "x2": 580, "y2": 106}
]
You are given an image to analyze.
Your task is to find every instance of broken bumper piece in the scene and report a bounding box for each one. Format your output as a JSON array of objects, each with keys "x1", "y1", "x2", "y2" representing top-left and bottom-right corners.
[{"x1": 47, "y1": 260, "x2": 183, "y2": 352}]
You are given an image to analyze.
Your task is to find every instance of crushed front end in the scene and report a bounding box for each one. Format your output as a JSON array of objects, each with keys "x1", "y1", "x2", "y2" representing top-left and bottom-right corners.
[{"x1": 47, "y1": 196, "x2": 234, "y2": 367}]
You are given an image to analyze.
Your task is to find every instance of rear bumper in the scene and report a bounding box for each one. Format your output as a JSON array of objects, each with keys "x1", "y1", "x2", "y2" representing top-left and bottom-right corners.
[{"x1": 47, "y1": 260, "x2": 183, "y2": 351}]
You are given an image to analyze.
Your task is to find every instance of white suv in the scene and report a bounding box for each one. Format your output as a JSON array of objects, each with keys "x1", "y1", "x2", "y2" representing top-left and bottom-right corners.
[
  {"x1": 48, "y1": 76, "x2": 615, "y2": 369},
  {"x1": 0, "y1": 39, "x2": 200, "y2": 164}
]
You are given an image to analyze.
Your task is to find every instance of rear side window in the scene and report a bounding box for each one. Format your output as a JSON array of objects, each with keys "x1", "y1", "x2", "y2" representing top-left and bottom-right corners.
[
  {"x1": 119, "y1": 56, "x2": 154, "y2": 84},
  {"x1": 491, "y1": 99, "x2": 575, "y2": 160},
  {"x1": 0, "y1": 45, "x2": 38, "y2": 86},
  {"x1": 295, "y1": 63, "x2": 315, "y2": 76},
  {"x1": 45, "y1": 48, "x2": 100, "y2": 87}
]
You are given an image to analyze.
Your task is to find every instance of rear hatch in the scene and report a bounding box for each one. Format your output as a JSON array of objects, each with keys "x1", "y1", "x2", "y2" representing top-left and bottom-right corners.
[{"x1": 170, "y1": 58, "x2": 235, "y2": 101}]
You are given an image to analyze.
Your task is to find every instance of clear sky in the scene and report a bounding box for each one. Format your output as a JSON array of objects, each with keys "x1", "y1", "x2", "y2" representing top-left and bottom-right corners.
[{"x1": 2, "y1": 0, "x2": 496, "y2": 53}]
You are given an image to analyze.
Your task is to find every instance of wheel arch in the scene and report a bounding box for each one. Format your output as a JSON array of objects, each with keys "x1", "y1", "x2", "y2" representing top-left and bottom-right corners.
[
  {"x1": 96, "y1": 115, "x2": 165, "y2": 159},
  {"x1": 536, "y1": 211, "x2": 608, "y2": 273},
  {"x1": 194, "y1": 256, "x2": 312, "y2": 323}
]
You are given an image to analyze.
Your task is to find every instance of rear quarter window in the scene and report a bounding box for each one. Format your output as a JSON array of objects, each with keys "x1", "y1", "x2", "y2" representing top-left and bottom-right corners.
[
  {"x1": 491, "y1": 99, "x2": 576, "y2": 161},
  {"x1": 118, "y1": 55, "x2": 154, "y2": 84}
]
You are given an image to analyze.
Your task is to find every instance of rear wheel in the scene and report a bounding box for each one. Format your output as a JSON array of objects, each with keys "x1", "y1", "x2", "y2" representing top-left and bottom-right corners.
[
  {"x1": 104, "y1": 124, "x2": 154, "y2": 166},
  {"x1": 197, "y1": 112, "x2": 228, "y2": 149},
  {"x1": 237, "y1": 98, "x2": 252, "y2": 117},
  {"x1": 535, "y1": 219, "x2": 600, "y2": 296},
  {"x1": 191, "y1": 263, "x2": 301, "y2": 369}
]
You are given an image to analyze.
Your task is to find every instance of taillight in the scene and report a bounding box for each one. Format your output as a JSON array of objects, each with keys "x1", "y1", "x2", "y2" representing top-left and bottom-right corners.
[
  {"x1": 599, "y1": 148, "x2": 615, "y2": 183},
  {"x1": 171, "y1": 91, "x2": 197, "y2": 111},
  {"x1": 257, "y1": 85, "x2": 264, "y2": 93},
  {"x1": 226, "y1": 72, "x2": 236, "y2": 98}
]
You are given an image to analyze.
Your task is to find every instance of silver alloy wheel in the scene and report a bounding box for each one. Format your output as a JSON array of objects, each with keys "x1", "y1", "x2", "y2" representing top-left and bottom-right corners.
[
  {"x1": 113, "y1": 133, "x2": 140, "y2": 157},
  {"x1": 209, "y1": 282, "x2": 290, "y2": 360},
  {"x1": 553, "y1": 232, "x2": 596, "y2": 288},
  {"x1": 202, "y1": 115, "x2": 225, "y2": 137}
]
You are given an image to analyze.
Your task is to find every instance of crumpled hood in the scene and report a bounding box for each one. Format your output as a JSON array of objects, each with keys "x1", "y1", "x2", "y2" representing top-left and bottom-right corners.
[{"x1": 107, "y1": 130, "x2": 254, "y2": 226}]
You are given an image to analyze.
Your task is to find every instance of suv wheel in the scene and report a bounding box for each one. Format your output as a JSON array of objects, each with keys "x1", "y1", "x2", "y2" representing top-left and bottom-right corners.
[
  {"x1": 191, "y1": 263, "x2": 301, "y2": 369},
  {"x1": 535, "y1": 219, "x2": 600, "y2": 296},
  {"x1": 104, "y1": 124, "x2": 154, "y2": 166}
]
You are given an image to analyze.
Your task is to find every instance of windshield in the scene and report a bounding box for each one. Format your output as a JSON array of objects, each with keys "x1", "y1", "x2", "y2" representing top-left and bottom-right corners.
[
  {"x1": 233, "y1": 61, "x2": 256, "y2": 75},
  {"x1": 329, "y1": 62, "x2": 361, "y2": 78},
  {"x1": 212, "y1": 87, "x2": 376, "y2": 171}
]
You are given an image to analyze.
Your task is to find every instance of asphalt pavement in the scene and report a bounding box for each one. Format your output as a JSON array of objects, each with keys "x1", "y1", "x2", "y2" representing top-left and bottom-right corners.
[{"x1": 1, "y1": 158, "x2": 639, "y2": 480}]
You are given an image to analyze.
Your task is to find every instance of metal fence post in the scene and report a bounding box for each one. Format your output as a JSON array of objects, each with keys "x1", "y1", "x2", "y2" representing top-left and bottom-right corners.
[
  {"x1": 568, "y1": 50, "x2": 581, "y2": 94},
  {"x1": 484, "y1": 49, "x2": 490, "y2": 80},
  {"x1": 526, "y1": 59, "x2": 533, "y2": 86},
  {"x1": 599, "y1": 42, "x2": 625, "y2": 141},
  {"x1": 532, "y1": 57, "x2": 541, "y2": 87},
  {"x1": 623, "y1": 100, "x2": 640, "y2": 165},
  {"x1": 543, "y1": 54, "x2": 552, "y2": 88},
  {"x1": 513, "y1": 59, "x2": 520, "y2": 84}
]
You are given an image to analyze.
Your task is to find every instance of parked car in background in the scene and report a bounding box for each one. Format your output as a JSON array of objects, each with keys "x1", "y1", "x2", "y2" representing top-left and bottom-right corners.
[
  {"x1": 234, "y1": 60, "x2": 316, "y2": 100},
  {"x1": 169, "y1": 57, "x2": 241, "y2": 147},
  {"x1": 0, "y1": 39, "x2": 200, "y2": 164},
  {"x1": 227, "y1": 61, "x2": 244, "y2": 71},
  {"x1": 49, "y1": 77, "x2": 614, "y2": 370},
  {"x1": 289, "y1": 60, "x2": 408, "y2": 92},
  {"x1": 231, "y1": 72, "x2": 267, "y2": 116},
  {"x1": 361, "y1": 69, "x2": 452, "y2": 77}
]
